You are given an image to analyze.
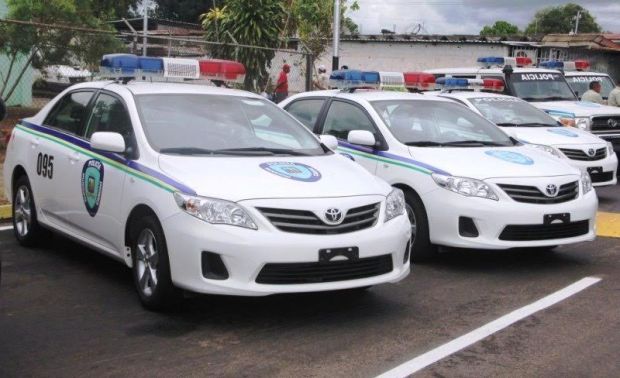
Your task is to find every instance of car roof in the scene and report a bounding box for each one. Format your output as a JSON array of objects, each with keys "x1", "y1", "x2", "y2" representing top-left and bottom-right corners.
[
  {"x1": 433, "y1": 91, "x2": 520, "y2": 101},
  {"x1": 424, "y1": 67, "x2": 561, "y2": 75},
  {"x1": 289, "y1": 89, "x2": 454, "y2": 104},
  {"x1": 66, "y1": 80, "x2": 263, "y2": 98},
  {"x1": 564, "y1": 71, "x2": 611, "y2": 77}
]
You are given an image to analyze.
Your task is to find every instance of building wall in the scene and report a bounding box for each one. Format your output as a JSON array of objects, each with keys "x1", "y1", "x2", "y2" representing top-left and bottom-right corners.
[{"x1": 0, "y1": 0, "x2": 34, "y2": 107}]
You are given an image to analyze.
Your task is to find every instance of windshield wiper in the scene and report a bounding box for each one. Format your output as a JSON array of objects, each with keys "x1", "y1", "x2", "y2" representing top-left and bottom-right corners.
[
  {"x1": 539, "y1": 96, "x2": 575, "y2": 101},
  {"x1": 496, "y1": 122, "x2": 519, "y2": 127},
  {"x1": 404, "y1": 141, "x2": 445, "y2": 147},
  {"x1": 514, "y1": 122, "x2": 558, "y2": 127},
  {"x1": 159, "y1": 147, "x2": 215, "y2": 155},
  {"x1": 213, "y1": 147, "x2": 310, "y2": 156},
  {"x1": 443, "y1": 140, "x2": 510, "y2": 147}
]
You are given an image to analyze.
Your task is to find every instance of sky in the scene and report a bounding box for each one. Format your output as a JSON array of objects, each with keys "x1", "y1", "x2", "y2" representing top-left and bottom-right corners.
[{"x1": 348, "y1": 0, "x2": 620, "y2": 35}]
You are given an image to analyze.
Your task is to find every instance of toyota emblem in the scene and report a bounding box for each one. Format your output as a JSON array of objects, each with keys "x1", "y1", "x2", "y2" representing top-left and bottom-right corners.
[
  {"x1": 587, "y1": 148, "x2": 596, "y2": 157},
  {"x1": 324, "y1": 208, "x2": 344, "y2": 224},
  {"x1": 545, "y1": 184, "x2": 559, "y2": 197},
  {"x1": 608, "y1": 118, "x2": 619, "y2": 128}
]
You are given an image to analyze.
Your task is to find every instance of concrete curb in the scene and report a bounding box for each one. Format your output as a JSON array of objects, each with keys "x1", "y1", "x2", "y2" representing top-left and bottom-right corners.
[{"x1": 0, "y1": 204, "x2": 11, "y2": 220}]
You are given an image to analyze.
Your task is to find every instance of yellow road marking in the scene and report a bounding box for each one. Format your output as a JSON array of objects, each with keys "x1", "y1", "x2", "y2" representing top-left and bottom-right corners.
[
  {"x1": 0, "y1": 205, "x2": 11, "y2": 220},
  {"x1": 597, "y1": 211, "x2": 620, "y2": 238}
]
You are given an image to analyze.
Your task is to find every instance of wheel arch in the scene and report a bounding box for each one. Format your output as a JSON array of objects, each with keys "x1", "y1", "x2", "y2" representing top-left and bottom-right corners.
[
  {"x1": 11, "y1": 164, "x2": 28, "y2": 199},
  {"x1": 124, "y1": 204, "x2": 159, "y2": 249}
]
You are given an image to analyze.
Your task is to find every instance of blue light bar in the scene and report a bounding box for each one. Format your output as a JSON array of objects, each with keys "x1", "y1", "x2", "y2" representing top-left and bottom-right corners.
[
  {"x1": 477, "y1": 56, "x2": 504, "y2": 65},
  {"x1": 436, "y1": 77, "x2": 469, "y2": 87},
  {"x1": 539, "y1": 60, "x2": 563, "y2": 69},
  {"x1": 100, "y1": 53, "x2": 138, "y2": 75},
  {"x1": 329, "y1": 70, "x2": 380, "y2": 89},
  {"x1": 138, "y1": 57, "x2": 164, "y2": 74}
]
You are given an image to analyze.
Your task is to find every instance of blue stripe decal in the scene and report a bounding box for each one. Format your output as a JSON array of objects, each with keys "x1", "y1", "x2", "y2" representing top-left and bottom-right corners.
[
  {"x1": 19, "y1": 120, "x2": 196, "y2": 195},
  {"x1": 338, "y1": 140, "x2": 451, "y2": 176}
]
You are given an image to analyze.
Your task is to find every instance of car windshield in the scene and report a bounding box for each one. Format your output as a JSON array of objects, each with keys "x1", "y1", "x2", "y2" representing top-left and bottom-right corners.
[
  {"x1": 371, "y1": 100, "x2": 515, "y2": 147},
  {"x1": 467, "y1": 97, "x2": 560, "y2": 127},
  {"x1": 508, "y1": 72, "x2": 576, "y2": 102},
  {"x1": 566, "y1": 75, "x2": 615, "y2": 99},
  {"x1": 135, "y1": 94, "x2": 325, "y2": 156}
]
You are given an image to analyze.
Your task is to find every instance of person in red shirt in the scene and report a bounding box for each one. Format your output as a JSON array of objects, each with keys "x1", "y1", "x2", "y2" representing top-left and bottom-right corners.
[{"x1": 273, "y1": 64, "x2": 290, "y2": 103}]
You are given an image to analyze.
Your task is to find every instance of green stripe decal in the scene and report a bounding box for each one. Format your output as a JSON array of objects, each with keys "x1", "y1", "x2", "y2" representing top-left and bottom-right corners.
[
  {"x1": 337, "y1": 146, "x2": 432, "y2": 175},
  {"x1": 15, "y1": 124, "x2": 177, "y2": 192}
]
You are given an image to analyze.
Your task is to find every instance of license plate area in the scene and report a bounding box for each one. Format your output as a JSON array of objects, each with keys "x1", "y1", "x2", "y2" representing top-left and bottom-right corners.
[
  {"x1": 319, "y1": 247, "x2": 359, "y2": 263},
  {"x1": 544, "y1": 213, "x2": 570, "y2": 225},
  {"x1": 587, "y1": 166, "x2": 603, "y2": 175}
]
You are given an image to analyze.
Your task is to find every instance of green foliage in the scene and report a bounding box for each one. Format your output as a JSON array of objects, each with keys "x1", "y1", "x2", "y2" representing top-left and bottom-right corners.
[
  {"x1": 0, "y1": 0, "x2": 125, "y2": 102},
  {"x1": 525, "y1": 3, "x2": 602, "y2": 34},
  {"x1": 480, "y1": 21, "x2": 520, "y2": 36},
  {"x1": 201, "y1": 0, "x2": 285, "y2": 91}
]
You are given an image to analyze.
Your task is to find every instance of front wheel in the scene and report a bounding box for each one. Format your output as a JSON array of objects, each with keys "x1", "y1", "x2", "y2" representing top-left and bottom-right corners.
[
  {"x1": 404, "y1": 190, "x2": 437, "y2": 262},
  {"x1": 130, "y1": 214, "x2": 180, "y2": 311},
  {"x1": 13, "y1": 175, "x2": 45, "y2": 246}
]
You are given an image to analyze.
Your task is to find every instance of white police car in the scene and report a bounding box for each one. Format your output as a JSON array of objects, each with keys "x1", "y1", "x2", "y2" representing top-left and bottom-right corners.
[
  {"x1": 280, "y1": 70, "x2": 598, "y2": 261},
  {"x1": 424, "y1": 57, "x2": 620, "y2": 149},
  {"x1": 431, "y1": 85, "x2": 617, "y2": 187},
  {"x1": 3, "y1": 55, "x2": 411, "y2": 310}
]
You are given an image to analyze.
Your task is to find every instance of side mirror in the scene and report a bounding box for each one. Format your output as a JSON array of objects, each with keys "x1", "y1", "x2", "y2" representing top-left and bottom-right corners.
[
  {"x1": 347, "y1": 130, "x2": 376, "y2": 147},
  {"x1": 91, "y1": 131, "x2": 126, "y2": 153},
  {"x1": 0, "y1": 98, "x2": 5, "y2": 122},
  {"x1": 319, "y1": 134, "x2": 339, "y2": 150}
]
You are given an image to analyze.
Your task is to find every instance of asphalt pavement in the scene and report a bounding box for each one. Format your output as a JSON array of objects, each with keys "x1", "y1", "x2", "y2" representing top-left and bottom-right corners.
[{"x1": 0, "y1": 185, "x2": 619, "y2": 377}]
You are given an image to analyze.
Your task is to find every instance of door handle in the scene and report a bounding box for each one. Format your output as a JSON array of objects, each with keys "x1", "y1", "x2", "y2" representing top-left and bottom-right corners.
[
  {"x1": 68, "y1": 151, "x2": 80, "y2": 163},
  {"x1": 30, "y1": 138, "x2": 40, "y2": 148}
]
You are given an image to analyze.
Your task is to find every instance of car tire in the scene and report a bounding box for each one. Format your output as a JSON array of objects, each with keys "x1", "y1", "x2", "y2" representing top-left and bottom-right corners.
[
  {"x1": 130, "y1": 214, "x2": 181, "y2": 311},
  {"x1": 403, "y1": 190, "x2": 437, "y2": 262},
  {"x1": 12, "y1": 175, "x2": 45, "y2": 247}
]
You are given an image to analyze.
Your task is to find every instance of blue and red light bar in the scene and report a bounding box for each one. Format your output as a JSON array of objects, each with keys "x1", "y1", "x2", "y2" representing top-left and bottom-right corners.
[
  {"x1": 477, "y1": 56, "x2": 532, "y2": 68},
  {"x1": 99, "y1": 54, "x2": 246, "y2": 83},
  {"x1": 403, "y1": 72, "x2": 436, "y2": 91},
  {"x1": 539, "y1": 59, "x2": 589, "y2": 71},
  {"x1": 436, "y1": 77, "x2": 504, "y2": 92},
  {"x1": 329, "y1": 70, "x2": 380, "y2": 89}
]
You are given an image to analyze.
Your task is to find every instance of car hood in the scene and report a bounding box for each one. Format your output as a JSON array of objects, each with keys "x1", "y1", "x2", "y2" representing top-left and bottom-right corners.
[
  {"x1": 158, "y1": 153, "x2": 390, "y2": 201},
  {"x1": 408, "y1": 145, "x2": 579, "y2": 180},
  {"x1": 531, "y1": 101, "x2": 620, "y2": 117},
  {"x1": 501, "y1": 126, "x2": 607, "y2": 147}
]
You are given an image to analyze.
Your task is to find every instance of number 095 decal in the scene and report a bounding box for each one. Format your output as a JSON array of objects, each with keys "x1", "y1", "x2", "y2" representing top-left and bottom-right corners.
[{"x1": 36, "y1": 153, "x2": 54, "y2": 179}]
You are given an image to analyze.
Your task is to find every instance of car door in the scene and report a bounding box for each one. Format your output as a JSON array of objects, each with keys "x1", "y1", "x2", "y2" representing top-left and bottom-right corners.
[
  {"x1": 283, "y1": 98, "x2": 327, "y2": 133},
  {"x1": 65, "y1": 91, "x2": 135, "y2": 251},
  {"x1": 318, "y1": 100, "x2": 381, "y2": 174},
  {"x1": 35, "y1": 90, "x2": 95, "y2": 228}
]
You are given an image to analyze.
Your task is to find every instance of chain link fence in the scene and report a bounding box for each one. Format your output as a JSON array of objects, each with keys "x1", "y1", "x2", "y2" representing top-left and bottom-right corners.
[{"x1": 0, "y1": 22, "x2": 315, "y2": 116}]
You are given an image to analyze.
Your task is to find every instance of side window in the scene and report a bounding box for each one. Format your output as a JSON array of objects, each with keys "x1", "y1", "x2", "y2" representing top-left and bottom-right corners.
[
  {"x1": 322, "y1": 101, "x2": 377, "y2": 140},
  {"x1": 85, "y1": 93, "x2": 134, "y2": 143},
  {"x1": 285, "y1": 99, "x2": 325, "y2": 131},
  {"x1": 44, "y1": 91, "x2": 94, "y2": 135}
]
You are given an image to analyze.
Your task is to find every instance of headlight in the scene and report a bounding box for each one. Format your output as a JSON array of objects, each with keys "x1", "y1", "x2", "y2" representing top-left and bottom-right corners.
[
  {"x1": 431, "y1": 173, "x2": 499, "y2": 200},
  {"x1": 607, "y1": 141, "x2": 614, "y2": 155},
  {"x1": 581, "y1": 170, "x2": 592, "y2": 194},
  {"x1": 575, "y1": 117, "x2": 590, "y2": 130},
  {"x1": 527, "y1": 143, "x2": 564, "y2": 159},
  {"x1": 558, "y1": 117, "x2": 576, "y2": 127},
  {"x1": 173, "y1": 192, "x2": 257, "y2": 229},
  {"x1": 385, "y1": 188, "x2": 406, "y2": 222}
]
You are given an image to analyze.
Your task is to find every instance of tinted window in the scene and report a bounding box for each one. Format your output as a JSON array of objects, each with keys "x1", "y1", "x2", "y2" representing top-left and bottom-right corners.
[
  {"x1": 44, "y1": 91, "x2": 94, "y2": 134},
  {"x1": 322, "y1": 101, "x2": 377, "y2": 140},
  {"x1": 508, "y1": 72, "x2": 576, "y2": 101},
  {"x1": 135, "y1": 94, "x2": 324, "y2": 156},
  {"x1": 566, "y1": 75, "x2": 615, "y2": 99},
  {"x1": 85, "y1": 93, "x2": 134, "y2": 142},
  {"x1": 468, "y1": 97, "x2": 559, "y2": 127},
  {"x1": 286, "y1": 99, "x2": 324, "y2": 130}
]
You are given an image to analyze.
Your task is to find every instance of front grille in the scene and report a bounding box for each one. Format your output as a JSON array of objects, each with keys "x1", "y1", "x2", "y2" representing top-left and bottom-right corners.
[
  {"x1": 499, "y1": 220, "x2": 589, "y2": 241},
  {"x1": 256, "y1": 255, "x2": 393, "y2": 284},
  {"x1": 498, "y1": 181, "x2": 579, "y2": 204},
  {"x1": 591, "y1": 116, "x2": 620, "y2": 132},
  {"x1": 559, "y1": 147, "x2": 606, "y2": 161},
  {"x1": 590, "y1": 171, "x2": 614, "y2": 183},
  {"x1": 257, "y1": 203, "x2": 380, "y2": 234}
]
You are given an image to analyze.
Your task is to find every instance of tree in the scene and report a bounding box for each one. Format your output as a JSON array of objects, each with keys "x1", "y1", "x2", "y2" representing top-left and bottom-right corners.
[
  {"x1": 0, "y1": 0, "x2": 125, "y2": 103},
  {"x1": 155, "y1": 0, "x2": 214, "y2": 23},
  {"x1": 525, "y1": 3, "x2": 602, "y2": 34},
  {"x1": 480, "y1": 21, "x2": 520, "y2": 36},
  {"x1": 201, "y1": 0, "x2": 285, "y2": 91}
]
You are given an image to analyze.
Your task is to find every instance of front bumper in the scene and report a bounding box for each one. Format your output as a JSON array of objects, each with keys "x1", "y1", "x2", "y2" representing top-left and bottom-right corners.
[
  {"x1": 162, "y1": 197, "x2": 411, "y2": 296},
  {"x1": 423, "y1": 184, "x2": 598, "y2": 250},
  {"x1": 562, "y1": 152, "x2": 618, "y2": 187}
]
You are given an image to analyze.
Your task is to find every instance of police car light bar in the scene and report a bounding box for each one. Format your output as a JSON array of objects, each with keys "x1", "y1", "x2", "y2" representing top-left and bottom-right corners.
[
  {"x1": 378, "y1": 72, "x2": 406, "y2": 91},
  {"x1": 99, "y1": 54, "x2": 246, "y2": 83},
  {"x1": 435, "y1": 77, "x2": 504, "y2": 92},
  {"x1": 403, "y1": 72, "x2": 436, "y2": 91},
  {"x1": 477, "y1": 56, "x2": 532, "y2": 68},
  {"x1": 539, "y1": 59, "x2": 590, "y2": 71},
  {"x1": 329, "y1": 70, "x2": 380, "y2": 90}
]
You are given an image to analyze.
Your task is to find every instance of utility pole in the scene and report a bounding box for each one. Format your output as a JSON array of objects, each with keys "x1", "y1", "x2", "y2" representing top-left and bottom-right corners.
[
  {"x1": 573, "y1": 10, "x2": 582, "y2": 34},
  {"x1": 142, "y1": 0, "x2": 149, "y2": 56},
  {"x1": 332, "y1": 0, "x2": 341, "y2": 71}
]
